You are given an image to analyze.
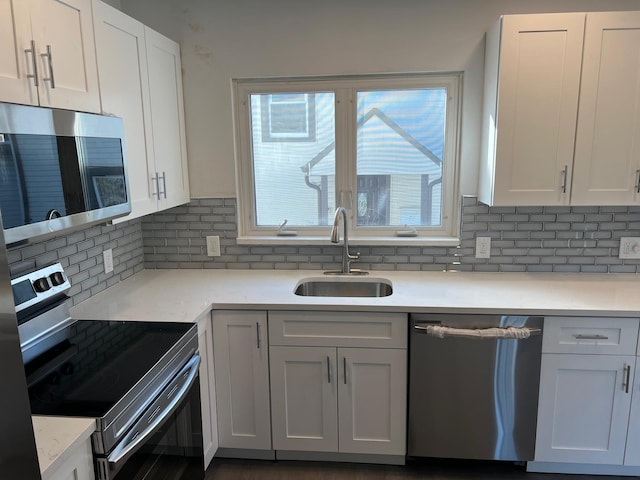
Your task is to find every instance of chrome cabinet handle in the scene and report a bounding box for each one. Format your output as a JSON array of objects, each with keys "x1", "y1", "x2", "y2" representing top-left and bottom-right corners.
[
  {"x1": 25, "y1": 40, "x2": 39, "y2": 87},
  {"x1": 256, "y1": 322, "x2": 261, "y2": 349},
  {"x1": 573, "y1": 334, "x2": 609, "y2": 340},
  {"x1": 327, "y1": 356, "x2": 331, "y2": 384},
  {"x1": 158, "y1": 171, "x2": 167, "y2": 199},
  {"x1": 152, "y1": 173, "x2": 160, "y2": 198},
  {"x1": 343, "y1": 357, "x2": 347, "y2": 385},
  {"x1": 636, "y1": 169, "x2": 640, "y2": 194},
  {"x1": 561, "y1": 165, "x2": 568, "y2": 193},
  {"x1": 40, "y1": 45, "x2": 55, "y2": 89},
  {"x1": 623, "y1": 364, "x2": 631, "y2": 394}
]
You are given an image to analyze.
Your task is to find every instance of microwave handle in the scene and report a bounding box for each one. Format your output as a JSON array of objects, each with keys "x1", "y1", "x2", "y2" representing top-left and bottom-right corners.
[{"x1": 105, "y1": 354, "x2": 200, "y2": 468}]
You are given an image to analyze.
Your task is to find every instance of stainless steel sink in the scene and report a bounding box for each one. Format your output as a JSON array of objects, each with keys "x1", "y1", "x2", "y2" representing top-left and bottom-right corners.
[{"x1": 294, "y1": 278, "x2": 393, "y2": 297}]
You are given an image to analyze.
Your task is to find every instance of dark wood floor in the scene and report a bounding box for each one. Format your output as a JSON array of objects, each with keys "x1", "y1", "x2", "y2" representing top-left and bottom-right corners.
[{"x1": 204, "y1": 458, "x2": 628, "y2": 480}]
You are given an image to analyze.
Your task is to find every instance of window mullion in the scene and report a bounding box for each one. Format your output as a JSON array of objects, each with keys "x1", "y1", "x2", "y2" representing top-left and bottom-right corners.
[{"x1": 334, "y1": 86, "x2": 357, "y2": 230}]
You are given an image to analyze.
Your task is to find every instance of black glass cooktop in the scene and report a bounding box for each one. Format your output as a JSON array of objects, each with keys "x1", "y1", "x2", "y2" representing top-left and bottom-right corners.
[{"x1": 25, "y1": 320, "x2": 193, "y2": 417}]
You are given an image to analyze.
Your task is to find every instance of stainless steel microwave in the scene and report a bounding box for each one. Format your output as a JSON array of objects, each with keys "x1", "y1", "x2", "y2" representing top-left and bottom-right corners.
[{"x1": 0, "y1": 103, "x2": 130, "y2": 247}]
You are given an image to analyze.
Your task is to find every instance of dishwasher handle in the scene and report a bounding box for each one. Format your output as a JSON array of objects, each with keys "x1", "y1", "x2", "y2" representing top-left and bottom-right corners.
[{"x1": 414, "y1": 323, "x2": 541, "y2": 339}]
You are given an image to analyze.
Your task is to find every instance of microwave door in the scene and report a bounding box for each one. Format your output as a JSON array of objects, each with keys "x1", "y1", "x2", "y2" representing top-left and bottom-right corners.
[
  {"x1": 0, "y1": 133, "x2": 70, "y2": 228},
  {"x1": 0, "y1": 134, "x2": 27, "y2": 228}
]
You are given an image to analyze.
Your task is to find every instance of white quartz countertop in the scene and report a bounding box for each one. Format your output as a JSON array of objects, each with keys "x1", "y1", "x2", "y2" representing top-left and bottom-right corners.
[
  {"x1": 32, "y1": 416, "x2": 95, "y2": 478},
  {"x1": 70, "y1": 269, "x2": 640, "y2": 322}
]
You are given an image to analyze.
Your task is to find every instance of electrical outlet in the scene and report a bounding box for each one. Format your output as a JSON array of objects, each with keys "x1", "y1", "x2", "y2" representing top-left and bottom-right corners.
[
  {"x1": 476, "y1": 236, "x2": 491, "y2": 259},
  {"x1": 619, "y1": 237, "x2": 640, "y2": 259},
  {"x1": 103, "y1": 248, "x2": 114, "y2": 273},
  {"x1": 206, "y1": 236, "x2": 221, "y2": 257}
]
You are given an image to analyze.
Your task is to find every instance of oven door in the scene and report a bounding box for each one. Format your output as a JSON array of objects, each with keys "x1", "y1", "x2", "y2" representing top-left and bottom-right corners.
[{"x1": 95, "y1": 354, "x2": 204, "y2": 480}]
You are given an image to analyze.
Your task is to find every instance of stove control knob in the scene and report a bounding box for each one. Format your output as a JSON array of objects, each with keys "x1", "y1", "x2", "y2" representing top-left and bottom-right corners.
[
  {"x1": 33, "y1": 277, "x2": 51, "y2": 292},
  {"x1": 49, "y1": 272, "x2": 65, "y2": 286}
]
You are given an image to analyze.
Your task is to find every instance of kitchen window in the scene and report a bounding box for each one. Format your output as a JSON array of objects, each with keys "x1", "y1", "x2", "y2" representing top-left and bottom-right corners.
[{"x1": 233, "y1": 74, "x2": 461, "y2": 244}]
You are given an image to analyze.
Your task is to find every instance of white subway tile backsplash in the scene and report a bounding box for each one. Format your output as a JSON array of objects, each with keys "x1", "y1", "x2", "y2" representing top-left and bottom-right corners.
[{"x1": 141, "y1": 197, "x2": 640, "y2": 274}]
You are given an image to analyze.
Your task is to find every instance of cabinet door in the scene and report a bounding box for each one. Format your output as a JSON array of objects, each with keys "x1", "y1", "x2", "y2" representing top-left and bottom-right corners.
[
  {"x1": 212, "y1": 310, "x2": 271, "y2": 450},
  {"x1": 197, "y1": 316, "x2": 218, "y2": 468},
  {"x1": 338, "y1": 348, "x2": 406, "y2": 455},
  {"x1": 93, "y1": 1, "x2": 158, "y2": 221},
  {"x1": 47, "y1": 437, "x2": 94, "y2": 480},
  {"x1": 29, "y1": 0, "x2": 100, "y2": 112},
  {"x1": 0, "y1": 0, "x2": 37, "y2": 105},
  {"x1": 625, "y1": 357, "x2": 640, "y2": 466},
  {"x1": 270, "y1": 346, "x2": 338, "y2": 452},
  {"x1": 536, "y1": 353, "x2": 634, "y2": 464},
  {"x1": 571, "y1": 12, "x2": 640, "y2": 205},
  {"x1": 145, "y1": 27, "x2": 190, "y2": 210},
  {"x1": 488, "y1": 13, "x2": 584, "y2": 206}
]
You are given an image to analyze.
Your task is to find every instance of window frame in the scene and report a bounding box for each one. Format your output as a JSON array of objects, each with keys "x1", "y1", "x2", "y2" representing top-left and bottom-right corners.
[{"x1": 233, "y1": 74, "x2": 462, "y2": 246}]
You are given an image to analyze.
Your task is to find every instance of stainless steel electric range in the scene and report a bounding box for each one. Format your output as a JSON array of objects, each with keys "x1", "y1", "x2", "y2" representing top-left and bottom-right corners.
[{"x1": 13, "y1": 263, "x2": 204, "y2": 480}]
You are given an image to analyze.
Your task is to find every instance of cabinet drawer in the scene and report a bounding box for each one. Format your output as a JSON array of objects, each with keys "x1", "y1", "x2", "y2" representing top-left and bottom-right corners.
[
  {"x1": 268, "y1": 311, "x2": 407, "y2": 348},
  {"x1": 543, "y1": 317, "x2": 639, "y2": 355}
]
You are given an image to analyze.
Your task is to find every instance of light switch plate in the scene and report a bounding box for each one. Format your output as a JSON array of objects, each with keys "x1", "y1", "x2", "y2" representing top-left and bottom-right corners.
[
  {"x1": 476, "y1": 236, "x2": 491, "y2": 259},
  {"x1": 619, "y1": 237, "x2": 640, "y2": 259},
  {"x1": 103, "y1": 248, "x2": 114, "y2": 273},
  {"x1": 206, "y1": 236, "x2": 221, "y2": 257}
]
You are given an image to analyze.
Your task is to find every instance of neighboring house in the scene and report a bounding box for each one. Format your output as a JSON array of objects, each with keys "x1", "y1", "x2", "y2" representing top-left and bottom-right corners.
[{"x1": 252, "y1": 92, "x2": 445, "y2": 227}]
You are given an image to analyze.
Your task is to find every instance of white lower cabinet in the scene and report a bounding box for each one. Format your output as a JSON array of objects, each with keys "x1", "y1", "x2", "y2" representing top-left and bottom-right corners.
[
  {"x1": 337, "y1": 347, "x2": 407, "y2": 455},
  {"x1": 534, "y1": 317, "x2": 640, "y2": 469},
  {"x1": 625, "y1": 357, "x2": 640, "y2": 466},
  {"x1": 535, "y1": 353, "x2": 634, "y2": 464},
  {"x1": 268, "y1": 311, "x2": 407, "y2": 457},
  {"x1": 197, "y1": 315, "x2": 218, "y2": 467},
  {"x1": 212, "y1": 310, "x2": 271, "y2": 451},
  {"x1": 45, "y1": 438, "x2": 94, "y2": 480},
  {"x1": 270, "y1": 346, "x2": 338, "y2": 452}
]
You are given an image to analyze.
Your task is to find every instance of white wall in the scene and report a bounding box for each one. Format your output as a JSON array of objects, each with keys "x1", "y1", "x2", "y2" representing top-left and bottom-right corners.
[{"x1": 119, "y1": 0, "x2": 640, "y2": 199}]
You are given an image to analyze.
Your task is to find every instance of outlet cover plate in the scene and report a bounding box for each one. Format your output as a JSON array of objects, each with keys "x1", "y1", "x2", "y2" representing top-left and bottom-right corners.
[
  {"x1": 206, "y1": 236, "x2": 221, "y2": 257},
  {"x1": 103, "y1": 248, "x2": 114, "y2": 273},
  {"x1": 476, "y1": 236, "x2": 491, "y2": 259},
  {"x1": 619, "y1": 237, "x2": 640, "y2": 259}
]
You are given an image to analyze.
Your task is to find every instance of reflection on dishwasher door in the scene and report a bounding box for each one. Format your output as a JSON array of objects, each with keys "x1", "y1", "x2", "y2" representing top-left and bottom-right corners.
[{"x1": 407, "y1": 314, "x2": 543, "y2": 462}]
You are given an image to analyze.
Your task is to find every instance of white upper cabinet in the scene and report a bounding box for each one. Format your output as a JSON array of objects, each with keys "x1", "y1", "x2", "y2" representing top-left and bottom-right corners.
[
  {"x1": 480, "y1": 11, "x2": 640, "y2": 207},
  {"x1": 0, "y1": 0, "x2": 100, "y2": 113},
  {"x1": 571, "y1": 12, "x2": 640, "y2": 205},
  {"x1": 93, "y1": 1, "x2": 158, "y2": 219},
  {"x1": 93, "y1": 1, "x2": 190, "y2": 221},
  {"x1": 479, "y1": 13, "x2": 585, "y2": 206},
  {"x1": 144, "y1": 27, "x2": 190, "y2": 210}
]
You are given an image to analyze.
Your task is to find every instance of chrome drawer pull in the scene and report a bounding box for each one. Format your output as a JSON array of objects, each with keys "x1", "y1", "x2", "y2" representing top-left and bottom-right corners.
[
  {"x1": 343, "y1": 357, "x2": 347, "y2": 385},
  {"x1": 623, "y1": 364, "x2": 631, "y2": 394},
  {"x1": 573, "y1": 334, "x2": 609, "y2": 340},
  {"x1": 256, "y1": 322, "x2": 261, "y2": 349}
]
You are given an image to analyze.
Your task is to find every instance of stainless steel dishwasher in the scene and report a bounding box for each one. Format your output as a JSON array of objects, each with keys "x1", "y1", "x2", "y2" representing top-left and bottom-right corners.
[{"x1": 408, "y1": 313, "x2": 543, "y2": 462}]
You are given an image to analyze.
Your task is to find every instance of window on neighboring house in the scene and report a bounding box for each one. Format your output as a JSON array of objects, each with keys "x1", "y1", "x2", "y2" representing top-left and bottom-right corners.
[
  {"x1": 233, "y1": 74, "x2": 461, "y2": 244},
  {"x1": 261, "y1": 93, "x2": 316, "y2": 142}
]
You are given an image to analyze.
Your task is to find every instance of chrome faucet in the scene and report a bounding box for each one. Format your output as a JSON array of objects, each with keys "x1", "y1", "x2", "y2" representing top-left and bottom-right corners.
[{"x1": 329, "y1": 207, "x2": 362, "y2": 274}]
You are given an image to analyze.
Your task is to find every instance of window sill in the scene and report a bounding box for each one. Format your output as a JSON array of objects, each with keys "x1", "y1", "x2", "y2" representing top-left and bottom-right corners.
[{"x1": 236, "y1": 235, "x2": 460, "y2": 247}]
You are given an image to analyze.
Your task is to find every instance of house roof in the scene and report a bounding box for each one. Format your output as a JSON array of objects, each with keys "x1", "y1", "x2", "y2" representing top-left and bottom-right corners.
[{"x1": 301, "y1": 107, "x2": 442, "y2": 176}]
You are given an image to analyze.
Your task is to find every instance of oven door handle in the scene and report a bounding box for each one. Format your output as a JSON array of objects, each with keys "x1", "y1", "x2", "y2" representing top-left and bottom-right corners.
[{"x1": 106, "y1": 354, "x2": 201, "y2": 469}]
